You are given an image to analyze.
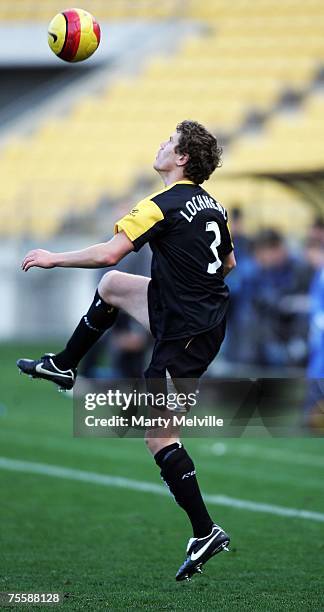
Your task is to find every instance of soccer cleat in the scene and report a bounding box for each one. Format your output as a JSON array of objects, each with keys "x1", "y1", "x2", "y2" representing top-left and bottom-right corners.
[
  {"x1": 16, "y1": 353, "x2": 76, "y2": 391},
  {"x1": 175, "y1": 524, "x2": 230, "y2": 582}
]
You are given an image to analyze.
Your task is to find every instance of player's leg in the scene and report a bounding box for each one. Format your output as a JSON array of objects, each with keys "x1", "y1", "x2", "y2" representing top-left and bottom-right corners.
[
  {"x1": 98, "y1": 270, "x2": 150, "y2": 331},
  {"x1": 53, "y1": 271, "x2": 150, "y2": 368},
  {"x1": 53, "y1": 270, "x2": 150, "y2": 366},
  {"x1": 145, "y1": 421, "x2": 215, "y2": 535},
  {"x1": 145, "y1": 408, "x2": 229, "y2": 581},
  {"x1": 17, "y1": 271, "x2": 150, "y2": 388},
  {"x1": 144, "y1": 339, "x2": 215, "y2": 539},
  {"x1": 144, "y1": 324, "x2": 230, "y2": 580}
]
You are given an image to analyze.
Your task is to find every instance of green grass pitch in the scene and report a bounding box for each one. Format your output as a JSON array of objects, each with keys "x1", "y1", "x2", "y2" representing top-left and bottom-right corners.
[{"x1": 0, "y1": 342, "x2": 323, "y2": 611}]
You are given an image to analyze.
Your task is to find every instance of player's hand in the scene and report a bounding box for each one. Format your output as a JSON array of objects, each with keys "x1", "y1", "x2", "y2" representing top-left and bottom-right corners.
[{"x1": 21, "y1": 249, "x2": 56, "y2": 272}]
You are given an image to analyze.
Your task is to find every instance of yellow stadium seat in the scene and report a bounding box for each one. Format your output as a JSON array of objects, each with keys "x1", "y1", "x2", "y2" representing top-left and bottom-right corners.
[{"x1": 1, "y1": 0, "x2": 323, "y2": 236}]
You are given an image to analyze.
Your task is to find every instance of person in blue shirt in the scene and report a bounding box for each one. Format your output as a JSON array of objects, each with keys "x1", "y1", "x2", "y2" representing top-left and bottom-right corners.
[
  {"x1": 305, "y1": 237, "x2": 324, "y2": 429},
  {"x1": 249, "y1": 229, "x2": 312, "y2": 367}
]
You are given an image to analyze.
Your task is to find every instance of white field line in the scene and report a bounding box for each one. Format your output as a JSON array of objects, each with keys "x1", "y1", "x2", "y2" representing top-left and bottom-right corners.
[
  {"x1": 0, "y1": 456, "x2": 324, "y2": 523},
  {"x1": 208, "y1": 442, "x2": 324, "y2": 469}
]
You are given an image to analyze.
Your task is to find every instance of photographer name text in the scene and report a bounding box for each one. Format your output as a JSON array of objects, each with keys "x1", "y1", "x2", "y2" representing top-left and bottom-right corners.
[{"x1": 84, "y1": 415, "x2": 223, "y2": 429}]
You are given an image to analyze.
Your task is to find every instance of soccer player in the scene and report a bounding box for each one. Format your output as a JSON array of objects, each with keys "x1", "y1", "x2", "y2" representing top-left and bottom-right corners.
[{"x1": 17, "y1": 120, "x2": 236, "y2": 581}]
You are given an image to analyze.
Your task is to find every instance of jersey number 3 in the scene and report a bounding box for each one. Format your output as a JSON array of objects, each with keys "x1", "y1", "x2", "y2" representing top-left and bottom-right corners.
[{"x1": 206, "y1": 221, "x2": 222, "y2": 274}]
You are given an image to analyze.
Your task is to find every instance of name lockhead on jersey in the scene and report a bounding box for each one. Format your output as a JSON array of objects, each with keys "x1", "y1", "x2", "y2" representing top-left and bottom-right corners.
[{"x1": 114, "y1": 180, "x2": 234, "y2": 340}]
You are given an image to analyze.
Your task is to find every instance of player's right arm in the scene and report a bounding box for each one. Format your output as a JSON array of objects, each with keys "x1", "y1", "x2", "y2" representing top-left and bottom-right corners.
[
  {"x1": 22, "y1": 194, "x2": 165, "y2": 272},
  {"x1": 21, "y1": 230, "x2": 134, "y2": 272}
]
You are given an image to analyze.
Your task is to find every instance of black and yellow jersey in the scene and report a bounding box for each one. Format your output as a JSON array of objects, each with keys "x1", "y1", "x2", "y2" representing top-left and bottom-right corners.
[{"x1": 114, "y1": 180, "x2": 234, "y2": 340}]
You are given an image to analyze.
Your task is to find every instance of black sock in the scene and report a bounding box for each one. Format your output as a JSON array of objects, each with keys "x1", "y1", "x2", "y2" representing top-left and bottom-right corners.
[
  {"x1": 53, "y1": 290, "x2": 118, "y2": 370},
  {"x1": 154, "y1": 442, "x2": 214, "y2": 538}
]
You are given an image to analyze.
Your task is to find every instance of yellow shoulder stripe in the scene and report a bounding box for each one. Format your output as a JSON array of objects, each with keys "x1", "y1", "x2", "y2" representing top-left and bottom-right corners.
[{"x1": 114, "y1": 197, "x2": 164, "y2": 242}]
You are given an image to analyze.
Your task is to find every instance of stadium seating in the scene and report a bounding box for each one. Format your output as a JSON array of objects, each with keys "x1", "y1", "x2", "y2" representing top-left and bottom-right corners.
[
  {"x1": 205, "y1": 176, "x2": 315, "y2": 237},
  {"x1": 0, "y1": 0, "x2": 183, "y2": 21},
  {"x1": 1, "y1": 0, "x2": 324, "y2": 21},
  {"x1": 0, "y1": 0, "x2": 323, "y2": 236},
  {"x1": 223, "y1": 94, "x2": 324, "y2": 174}
]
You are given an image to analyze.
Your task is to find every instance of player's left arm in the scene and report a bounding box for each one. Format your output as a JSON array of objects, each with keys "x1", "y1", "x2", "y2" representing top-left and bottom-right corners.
[
  {"x1": 21, "y1": 230, "x2": 134, "y2": 272},
  {"x1": 222, "y1": 250, "x2": 236, "y2": 277},
  {"x1": 220, "y1": 215, "x2": 236, "y2": 277}
]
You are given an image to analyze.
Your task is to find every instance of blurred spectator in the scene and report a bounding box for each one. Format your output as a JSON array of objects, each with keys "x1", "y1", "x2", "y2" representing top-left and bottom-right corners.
[
  {"x1": 304, "y1": 238, "x2": 324, "y2": 429},
  {"x1": 222, "y1": 207, "x2": 256, "y2": 362},
  {"x1": 307, "y1": 216, "x2": 324, "y2": 243},
  {"x1": 307, "y1": 241, "x2": 324, "y2": 377},
  {"x1": 247, "y1": 229, "x2": 312, "y2": 368},
  {"x1": 305, "y1": 231, "x2": 324, "y2": 269},
  {"x1": 229, "y1": 206, "x2": 252, "y2": 259}
]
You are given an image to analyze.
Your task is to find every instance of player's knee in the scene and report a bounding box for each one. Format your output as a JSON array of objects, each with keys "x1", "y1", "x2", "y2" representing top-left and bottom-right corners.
[
  {"x1": 144, "y1": 434, "x2": 179, "y2": 456},
  {"x1": 98, "y1": 270, "x2": 121, "y2": 304},
  {"x1": 144, "y1": 434, "x2": 161, "y2": 455}
]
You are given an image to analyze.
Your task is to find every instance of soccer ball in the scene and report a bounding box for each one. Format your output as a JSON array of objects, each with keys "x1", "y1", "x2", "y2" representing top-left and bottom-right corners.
[{"x1": 48, "y1": 8, "x2": 101, "y2": 62}]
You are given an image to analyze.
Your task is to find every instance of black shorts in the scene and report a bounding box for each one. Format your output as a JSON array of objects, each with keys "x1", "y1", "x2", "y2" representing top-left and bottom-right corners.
[
  {"x1": 144, "y1": 318, "x2": 226, "y2": 383},
  {"x1": 144, "y1": 320, "x2": 226, "y2": 410}
]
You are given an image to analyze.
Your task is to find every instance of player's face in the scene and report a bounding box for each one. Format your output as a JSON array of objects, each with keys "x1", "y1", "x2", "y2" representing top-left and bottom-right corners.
[{"x1": 154, "y1": 130, "x2": 181, "y2": 172}]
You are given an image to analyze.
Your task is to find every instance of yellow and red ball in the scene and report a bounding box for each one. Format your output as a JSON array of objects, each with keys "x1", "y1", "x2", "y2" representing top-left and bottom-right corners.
[{"x1": 48, "y1": 8, "x2": 100, "y2": 63}]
